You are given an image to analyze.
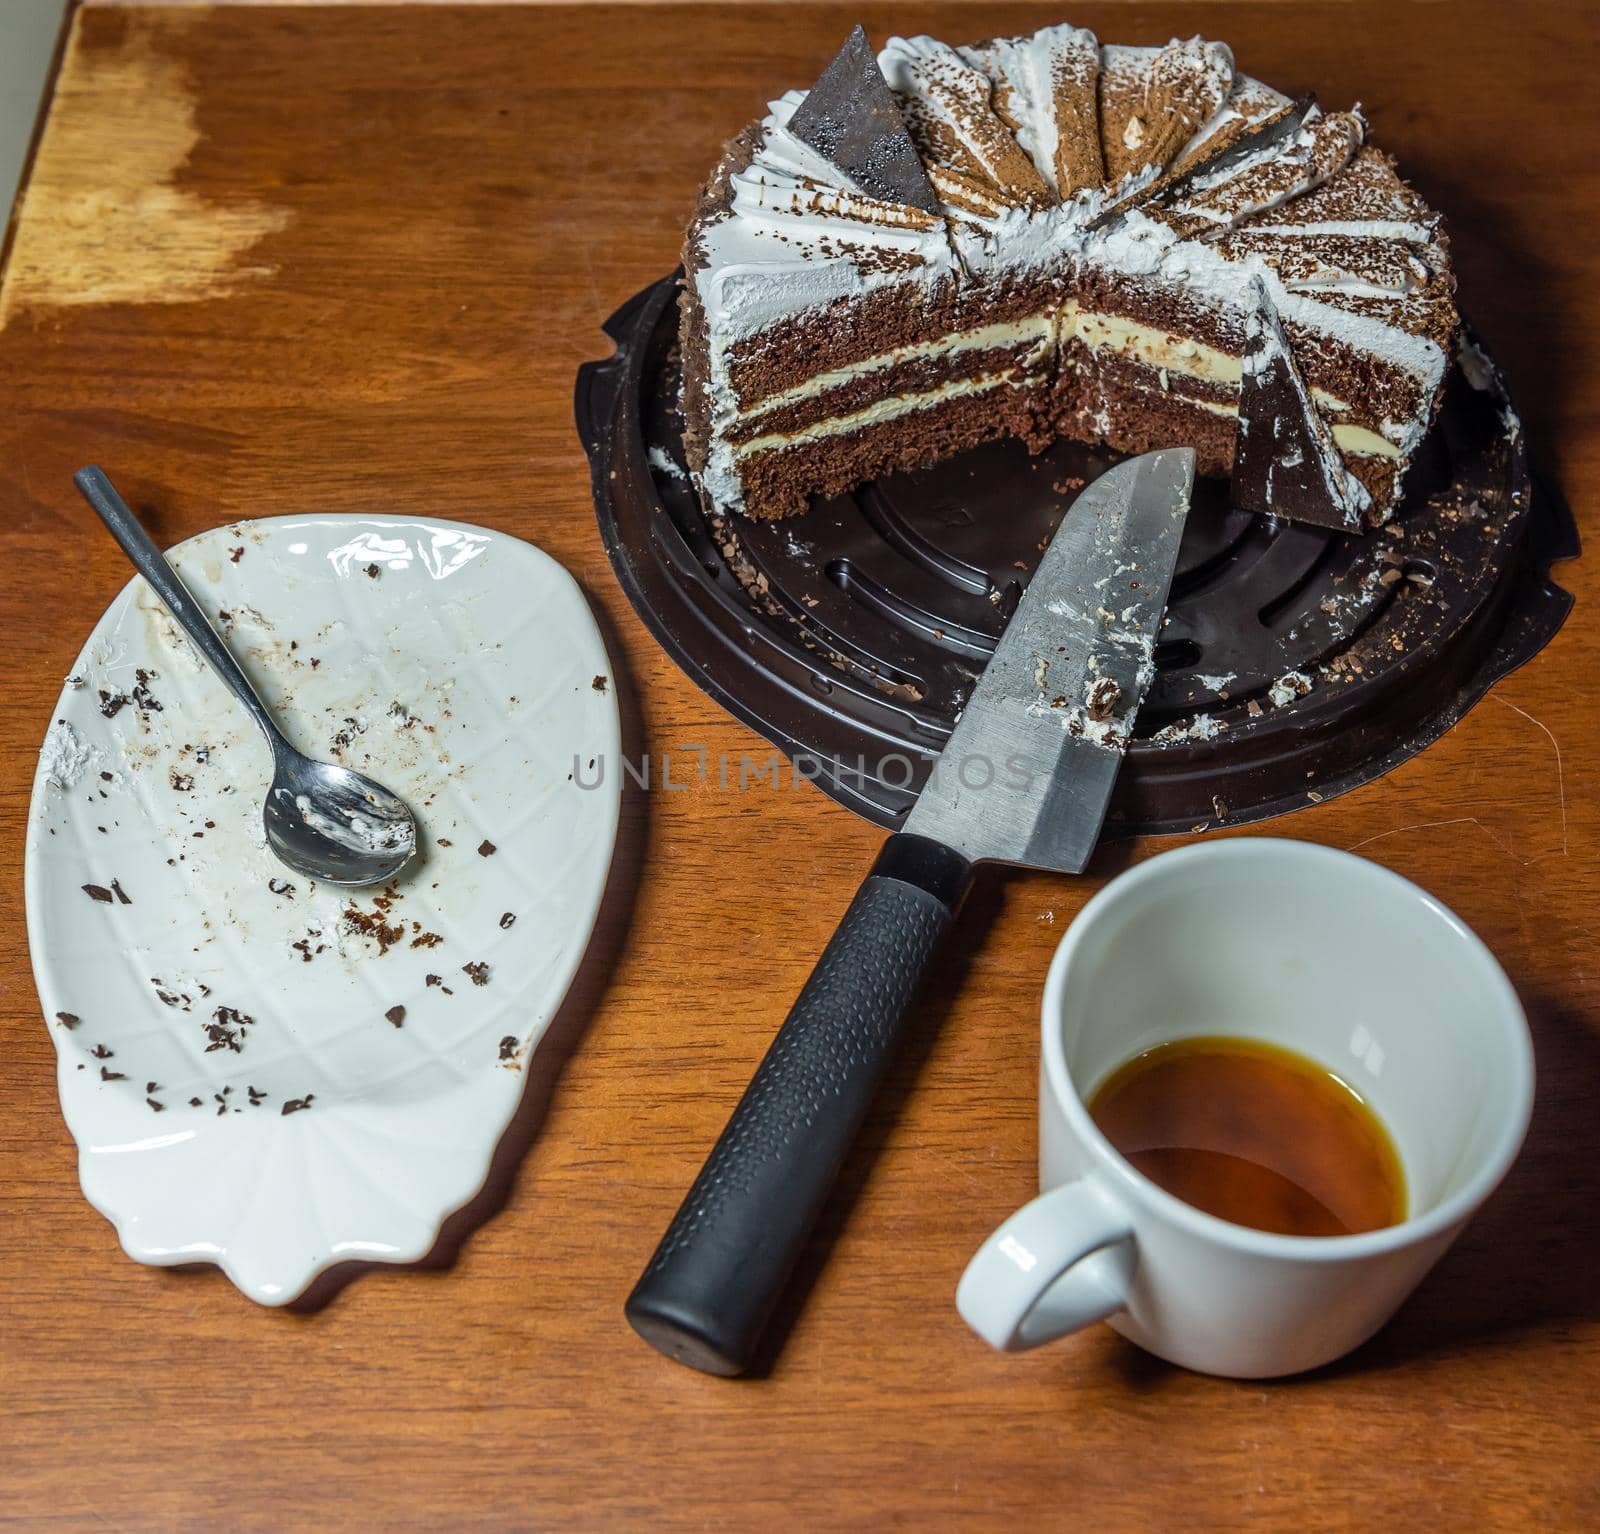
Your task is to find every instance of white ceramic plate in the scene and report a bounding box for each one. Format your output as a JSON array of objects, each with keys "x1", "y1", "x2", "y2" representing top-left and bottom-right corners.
[{"x1": 25, "y1": 515, "x2": 621, "y2": 1304}]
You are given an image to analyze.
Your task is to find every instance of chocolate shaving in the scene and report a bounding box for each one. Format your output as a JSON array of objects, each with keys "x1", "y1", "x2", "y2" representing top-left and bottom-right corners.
[
  {"x1": 281, "y1": 1095, "x2": 315, "y2": 1116},
  {"x1": 55, "y1": 1011, "x2": 80, "y2": 1029},
  {"x1": 498, "y1": 1036, "x2": 518, "y2": 1061},
  {"x1": 499, "y1": 912, "x2": 516, "y2": 930},
  {"x1": 385, "y1": 1005, "x2": 406, "y2": 1028},
  {"x1": 82, "y1": 884, "x2": 114, "y2": 903},
  {"x1": 205, "y1": 1005, "x2": 255, "y2": 1054},
  {"x1": 1085, "y1": 676, "x2": 1122, "y2": 722}
]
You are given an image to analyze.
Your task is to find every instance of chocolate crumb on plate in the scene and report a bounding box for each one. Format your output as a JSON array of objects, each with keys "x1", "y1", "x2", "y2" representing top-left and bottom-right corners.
[
  {"x1": 147, "y1": 1098, "x2": 165, "y2": 1112},
  {"x1": 498, "y1": 1035, "x2": 518, "y2": 1061},
  {"x1": 111, "y1": 879, "x2": 132, "y2": 905},
  {"x1": 499, "y1": 912, "x2": 516, "y2": 929},
  {"x1": 342, "y1": 900, "x2": 407, "y2": 955},
  {"x1": 364, "y1": 563, "x2": 380, "y2": 578},
  {"x1": 477, "y1": 839, "x2": 497, "y2": 857},
  {"x1": 462, "y1": 961, "x2": 490, "y2": 987},
  {"x1": 281, "y1": 1095, "x2": 315, "y2": 1116},
  {"x1": 592, "y1": 675, "x2": 608, "y2": 693},
  {"x1": 385, "y1": 1005, "x2": 406, "y2": 1028},
  {"x1": 100, "y1": 1066, "x2": 126, "y2": 1081},
  {"x1": 55, "y1": 1011, "x2": 80, "y2": 1029},
  {"x1": 82, "y1": 883, "x2": 114, "y2": 904},
  {"x1": 91, "y1": 1043, "x2": 113, "y2": 1058}
]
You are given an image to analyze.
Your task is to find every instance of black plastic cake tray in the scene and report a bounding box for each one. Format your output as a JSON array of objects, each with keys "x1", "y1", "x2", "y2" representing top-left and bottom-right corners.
[{"x1": 576, "y1": 273, "x2": 1577, "y2": 837}]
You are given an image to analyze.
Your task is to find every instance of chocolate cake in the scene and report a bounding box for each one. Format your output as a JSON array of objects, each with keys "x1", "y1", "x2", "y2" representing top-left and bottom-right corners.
[{"x1": 679, "y1": 23, "x2": 1458, "y2": 525}]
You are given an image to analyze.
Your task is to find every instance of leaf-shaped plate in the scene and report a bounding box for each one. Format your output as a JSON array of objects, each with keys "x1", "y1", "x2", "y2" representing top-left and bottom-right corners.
[{"x1": 25, "y1": 516, "x2": 621, "y2": 1304}]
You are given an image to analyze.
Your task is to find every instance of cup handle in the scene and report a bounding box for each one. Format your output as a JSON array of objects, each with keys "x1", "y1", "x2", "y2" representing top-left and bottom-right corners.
[{"x1": 956, "y1": 1179, "x2": 1136, "y2": 1352}]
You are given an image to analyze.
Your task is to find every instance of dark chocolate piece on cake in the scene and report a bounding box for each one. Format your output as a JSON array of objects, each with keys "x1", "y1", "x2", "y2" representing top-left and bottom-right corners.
[
  {"x1": 1232, "y1": 284, "x2": 1371, "y2": 532},
  {"x1": 788, "y1": 25, "x2": 940, "y2": 214}
]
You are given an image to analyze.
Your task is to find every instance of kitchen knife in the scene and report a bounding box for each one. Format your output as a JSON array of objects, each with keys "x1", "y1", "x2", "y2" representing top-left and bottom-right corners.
[{"x1": 625, "y1": 447, "x2": 1196, "y2": 1376}]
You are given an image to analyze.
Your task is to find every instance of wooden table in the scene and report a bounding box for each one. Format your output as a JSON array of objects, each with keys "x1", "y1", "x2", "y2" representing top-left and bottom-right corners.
[{"x1": 2, "y1": 4, "x2": 1595, "y2": 1526}]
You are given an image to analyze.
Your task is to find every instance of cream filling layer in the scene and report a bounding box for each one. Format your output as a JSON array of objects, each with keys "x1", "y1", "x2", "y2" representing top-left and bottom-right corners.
[
  {"x1": 727, "y1": 306, "x2": 1401, "y2": 462},
  {"x1": 1181, "y1": 395, "x2": 1400, "y2": 458},
  {"x1": 738, "y1": 315, "x2": 1056, "y2": 418},
  {"x1": 1065, "y1": 301, "x2": 1244, "y2": 384},
  {"x1": 1065, "y1": 303, "x2": 1401, "y2": 457},
  {"x1": 732, "y1": 369, "x2": 1021, "y2": 459}
]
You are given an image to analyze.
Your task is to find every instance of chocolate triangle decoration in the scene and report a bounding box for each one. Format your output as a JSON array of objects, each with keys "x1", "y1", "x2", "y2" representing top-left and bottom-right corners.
[
  {"x1": 788, "y1": 25, "x2": 941, "y2": 214},
  {"x1": 1231, "y1": 282, "x2": 1372, "y2": 532}
]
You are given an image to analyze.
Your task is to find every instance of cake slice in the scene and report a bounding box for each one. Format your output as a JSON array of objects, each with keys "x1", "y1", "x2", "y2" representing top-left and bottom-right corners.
[{"x1": 1231, "y1": 281, "x2": 1373, "y2": 531}]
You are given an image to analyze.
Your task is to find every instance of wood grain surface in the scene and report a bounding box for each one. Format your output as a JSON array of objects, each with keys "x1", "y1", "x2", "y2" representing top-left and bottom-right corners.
[{"x1": 2, "y1": 4, "x2": 1596, "y2": 1528}]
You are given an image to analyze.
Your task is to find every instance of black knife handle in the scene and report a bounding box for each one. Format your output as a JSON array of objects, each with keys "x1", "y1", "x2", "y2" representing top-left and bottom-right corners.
[{"x1": 625, "y1": 833, "x2": 974, "y2": 1375}]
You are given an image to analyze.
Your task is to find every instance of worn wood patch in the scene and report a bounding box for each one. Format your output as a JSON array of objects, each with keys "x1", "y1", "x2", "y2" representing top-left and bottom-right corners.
[{"x1": 0, "y1": 9, "x2": 289, "y2": 327}]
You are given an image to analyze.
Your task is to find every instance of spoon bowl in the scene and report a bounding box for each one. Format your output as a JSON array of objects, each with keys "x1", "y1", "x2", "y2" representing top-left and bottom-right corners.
[
  {"x1": 265, "y1": 753, "x2": 418, "y2": 886},
  {"x1": 75, "y1": 466, "x2": 419, "y2": 888}
]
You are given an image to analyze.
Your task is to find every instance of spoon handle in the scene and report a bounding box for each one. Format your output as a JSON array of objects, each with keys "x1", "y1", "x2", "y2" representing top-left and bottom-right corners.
[{"x1": 74, "y1": 467, "x2": 287, "y2": 756}]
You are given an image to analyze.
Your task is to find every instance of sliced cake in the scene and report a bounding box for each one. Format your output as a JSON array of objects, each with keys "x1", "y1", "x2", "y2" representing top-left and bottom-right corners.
[{"x1": 679, "y1": 22, "x2": 1458, "y2": 525}]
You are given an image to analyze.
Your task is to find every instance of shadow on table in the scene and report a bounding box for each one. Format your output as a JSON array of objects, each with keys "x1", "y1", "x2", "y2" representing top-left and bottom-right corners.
[
  {"x1": 1326, "y1": 988, "x2": 1600, "y2": 1374},
  {"x1": 738, "y1": 869, "x2": 1013, "y2": 1379},
  {"x1": 739, "y1": 839, "x2": 1144, "y2": 1379},
  {"x1": 1408, "y1": 160, "x2": 1576, "y2": 457},
  {"x1": 272, "y1": 581, "x2": 648, "y2": 1313},
  {"x1": 1097, "y1": 985, "x2": 1600, "y2": 1391}
]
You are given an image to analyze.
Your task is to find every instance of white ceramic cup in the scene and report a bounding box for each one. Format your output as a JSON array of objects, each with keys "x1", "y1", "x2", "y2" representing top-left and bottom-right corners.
[{"x1": 957, "y1": 838, "x2": 1533, "y2": 1378}]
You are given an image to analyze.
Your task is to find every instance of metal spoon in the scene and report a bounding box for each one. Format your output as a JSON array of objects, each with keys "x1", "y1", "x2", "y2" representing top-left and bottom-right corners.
[{"x1": 75, "y1": 466, "x2": 418, "y2": 887}]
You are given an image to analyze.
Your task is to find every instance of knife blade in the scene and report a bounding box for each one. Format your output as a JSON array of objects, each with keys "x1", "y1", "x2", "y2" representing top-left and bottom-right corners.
[
  {"x1": 906, "y1": 447, "x2": 1194, "y2": 871},
  {"x1": 625, "y1": 448, "x2": 1196, "y2": 1376}
]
